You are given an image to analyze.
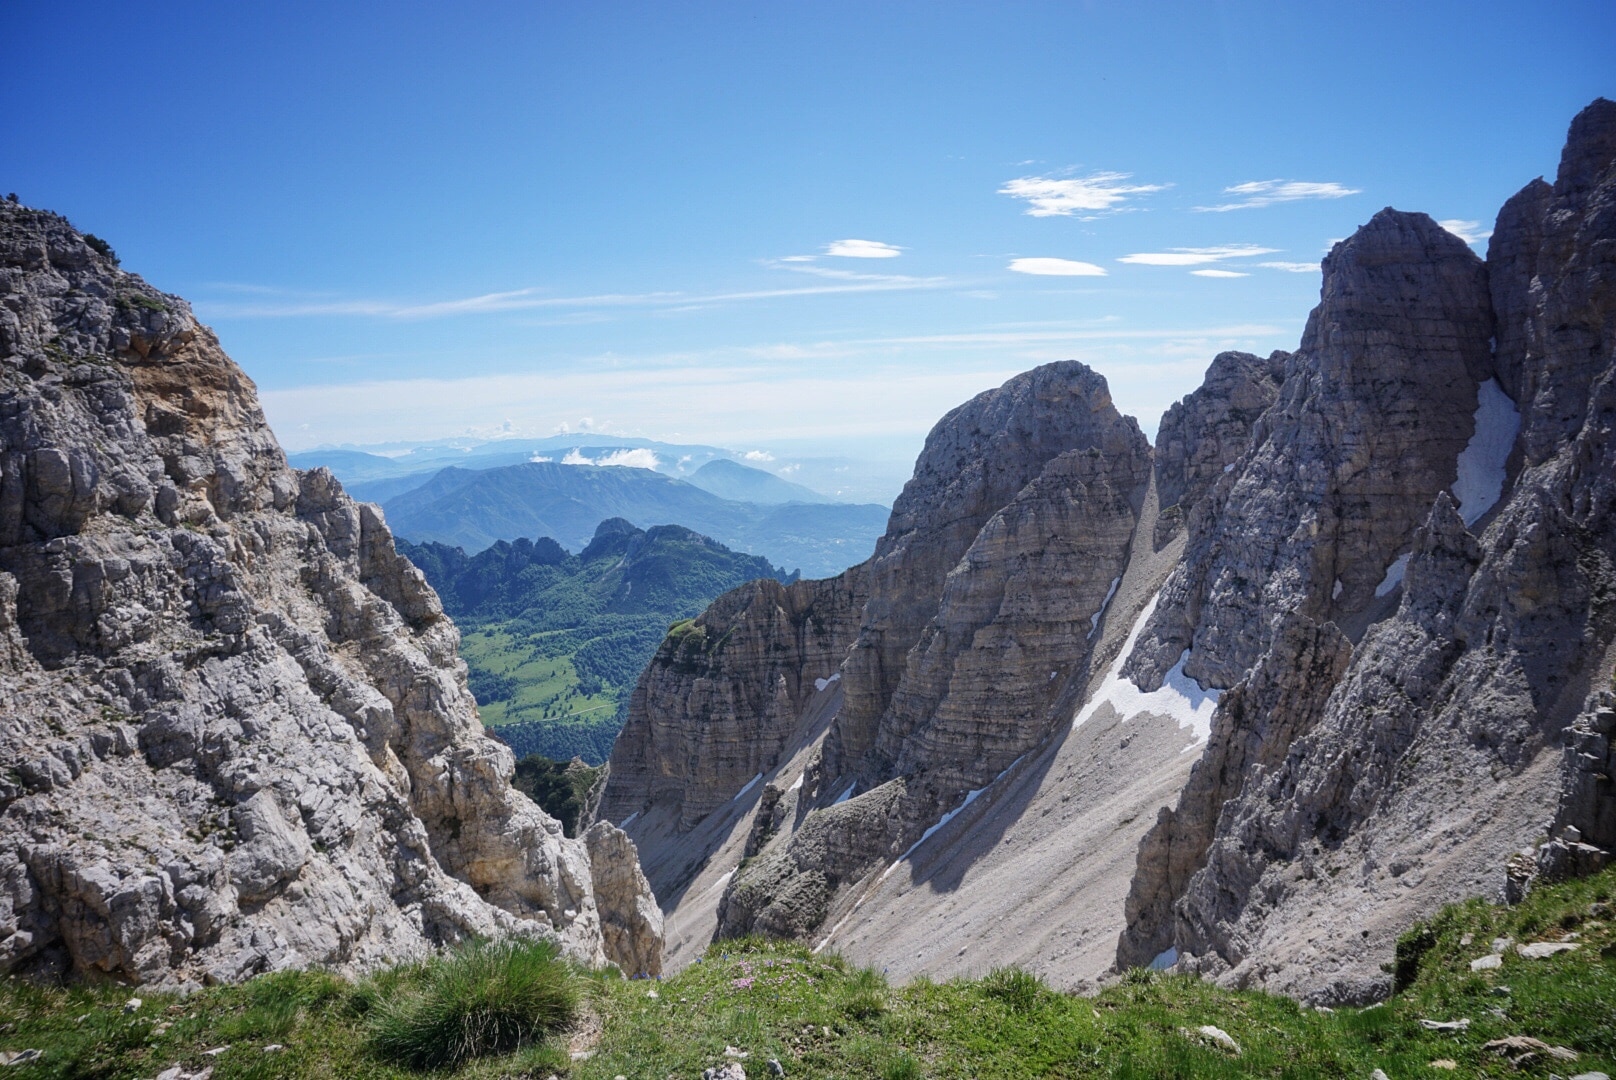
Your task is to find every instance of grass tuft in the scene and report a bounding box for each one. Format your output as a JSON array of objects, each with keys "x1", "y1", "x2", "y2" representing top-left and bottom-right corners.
[
  {"x1": 979, "y1": 966, "x2": 1046, "y2": 1013},
  {"x1": 364, "y1": 937, "x2": 578, "y2": 1070}
]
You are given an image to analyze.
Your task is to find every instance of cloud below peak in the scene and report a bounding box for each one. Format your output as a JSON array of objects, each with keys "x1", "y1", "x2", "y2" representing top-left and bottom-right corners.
[
  {"x1": 998, "y1": 172, "x2": 1168, "y2": 218},
  {"x1": 1438, "y1": 219, "x2": 1493, "y2": 245},
  {"x1": 825, "y1": 239, "x2": 902, "y2": 258},
  {"x1": 1195, "y1": 180, "x2": 1361, "y2": 212},
  {"x1": 1007, "y1": 257, "x2": 1108, "y2": 277}
]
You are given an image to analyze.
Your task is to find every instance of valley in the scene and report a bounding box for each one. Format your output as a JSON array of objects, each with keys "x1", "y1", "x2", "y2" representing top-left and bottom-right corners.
[{"x1": 399, "y1": 521, "x2": 793, "y2": 764}]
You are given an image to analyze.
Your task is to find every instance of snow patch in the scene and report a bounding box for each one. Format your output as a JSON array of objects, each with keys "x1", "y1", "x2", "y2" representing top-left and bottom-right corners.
[
  {"x1": 731, "y1": 773, "x2": 763, "y2": 802},
  {"x1": 1375, "y1": 553, "x2": 1410, "y2": 598},
  {"x1": 787, "y1": 772, "x2": 804, "y2": 793},
  {"x1": 881, "y1": 754, "x2": 1026, "y2": 880},
  {"x1": 1332, "y1": 578, "x2": 1343, "y2": 600},
  {"x1": 1223, "y1": 461, "x2": 1237, "y2": 473},
  {"x1": 1073, "y1": 594, "x2": 1221, "y2": 741},
  {"x1": 832, "y1": 782, "x2": 857, "y2": 805},
  {"x1": 618, "y1": 811, "x2": 639, "y2": 829},
  {"x1": 1150, "y1": 946, "x2": 1179, "y2": 971},
  {"x1": 814, "y1": 672, "x2": 842, "y2": 692},
  {"x1": 1089, "y1": 576, "x2": 1122, "y2": 638},
  {"x1": 1452, "y1": 378, "x2": 1520, "y2": 525}
]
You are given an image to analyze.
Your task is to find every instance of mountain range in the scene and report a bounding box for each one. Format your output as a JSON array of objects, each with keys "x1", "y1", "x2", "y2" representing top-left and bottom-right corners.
[
  {"x1": 2, "y1": 99, "x2": 1613, "y2": 1014},
  {"x1": 399, "y1": 519, "x2": 790, "y2": 764},
  {"x1": 373, "y1": 460, "x2": 887, "y2": 579},
  {"x1": 599, "y1": 99, "x2": 1616, "y2": 1003}
]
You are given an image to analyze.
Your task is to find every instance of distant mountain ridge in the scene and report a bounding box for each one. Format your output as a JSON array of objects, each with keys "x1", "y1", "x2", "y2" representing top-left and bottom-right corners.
[
  {"x1": 399, "y1": 519, "x2": 790, "y2": 763},
  {"x1": 380, "y1": 460, "x2": 888, "y2": 579},
  {"x1": 686, "y1": 458, "x2": 832, "y2": 504}
]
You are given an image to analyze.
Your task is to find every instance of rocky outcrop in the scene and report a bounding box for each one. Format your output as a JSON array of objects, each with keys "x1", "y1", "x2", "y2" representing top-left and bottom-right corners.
[
  {"x1": 598, "y1": 567, "x2": 867, "y2": 833},
  {"x1": 1124, "y1": 210, "x2": 1496, "y2": 692},
  {"x1": 1118, "y1": 98, "x2": 1616, "y2": 1002},
  {"x1": 825, "y1": 363, "x2": 1150, "y2": 784},
  {"x1": 0, "y1": 202, "x2": 662, "y2": 985},
  {"x1": 1151, "y1": 350, "x2": 1287, "y2": 546},
  {"x1": 715, "y1": 364, "x2": 1152, "y2": 939}
]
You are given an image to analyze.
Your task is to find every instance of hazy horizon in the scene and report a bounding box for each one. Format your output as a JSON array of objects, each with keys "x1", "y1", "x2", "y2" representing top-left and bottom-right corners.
[{"x1": 7, "y1": 2, "x2": 1612, "y2": 469}]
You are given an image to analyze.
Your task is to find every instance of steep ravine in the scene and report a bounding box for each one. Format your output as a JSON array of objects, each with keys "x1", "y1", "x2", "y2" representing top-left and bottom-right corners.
[
  {"x1": 602, "y1": 99, "x2": 1616, "y2": 997},
  {"x1": 0, "y1": 202, "x2": 662, "y2": 986}
]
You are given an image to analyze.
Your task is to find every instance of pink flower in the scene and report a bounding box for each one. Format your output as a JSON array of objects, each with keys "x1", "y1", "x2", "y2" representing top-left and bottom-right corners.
[{"x1": 732, "y1": 977, "x2": 754, "y2": 989}]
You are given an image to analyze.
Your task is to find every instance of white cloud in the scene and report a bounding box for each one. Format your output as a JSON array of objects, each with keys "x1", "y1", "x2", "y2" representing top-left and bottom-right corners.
[
  {"x1": 743, "y1": 450, "x2": 774, "y2": 461},
  {"x1": 778, "y1": 255, "x2": 816, "y2": 262},
  {"x1": 1007, "y1": 257, "x2": 1108, "y2": 277},
  {"x1": 825, "y1": 239, "x2": 902, "y2": 258},
  {"x1": 1195, "y1": 180, "x2": 1361, "y2": 212},
  {"x1": 1118, "y1": 244, "x2": 1278, "y2": 267},
  {"x1": 1190, "y1": 269, "x2": 1249, "y2": 278},
  {"x1": 598, "y1": 448, "x2": 660, "y2": 469},
  {"x1": 528, "y1": 454, "x2": 553, "y2": 463},
  {"x1": 1438, "y1": 219, "x2": 1493, "y2": 245},
  {"x1": 998, "y1": 172, "x2": 1168, "y2": 218},
  {"x1": 559, "y1": 447, "x2": 660, "y2": 469},
  {"x1": 1258, "y1": 261, "x2": 1319, "y2": 273}
]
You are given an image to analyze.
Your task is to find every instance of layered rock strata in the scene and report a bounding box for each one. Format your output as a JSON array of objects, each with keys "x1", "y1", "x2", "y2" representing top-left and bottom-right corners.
[
  {"x1": 1118, "y1": 98, "x2": 1616, "y2": 1002},
  {"x1": 597, "y1": 566, "x2": 867, "y2": 833},
  {"x1": 600, "y1": 362, "x2": 1155, "y2": 955},
  {"x1": 0, "y1": 203, "x2": 662, "y2": 985}
]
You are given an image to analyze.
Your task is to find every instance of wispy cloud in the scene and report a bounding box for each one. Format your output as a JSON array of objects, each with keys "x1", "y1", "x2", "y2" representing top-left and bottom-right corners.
[
  {"x1": 825, "y1": 239, "x2": 902, "y2": 258},
  {"x1": 1118, "y1": 244, "x2": 1278, "y2": 267},
  {"x1": 1190, "y1": 269, "x2": 1249, "y2": 278},
  {"x1": 743, "y1": 449, "x2": 774, "y2": 461},
  {"x1": 1195, "y1": 180, "x2": 1361, "y2": 212},
  {"x1": 199, "y1": 276, "x2": 948, "y2": 320},
  {"x1": 1007, "y1": 257, "x2": 1108, "y2": 277},
  {"x1": 1438, "y1": 219, "x2": 1493, "y2": 245},
  {"x1": 998, "y1": 172, "x2": 1168, "y2": 218},
  {"x1": 1257, "y1": 261, "x2": 1319, "y2": 273}
]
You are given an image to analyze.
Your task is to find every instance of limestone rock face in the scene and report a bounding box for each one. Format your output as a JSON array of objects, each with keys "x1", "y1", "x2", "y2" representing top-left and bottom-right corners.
[
  {"x1": 0, "y1": 203, "x2": 662, "y2": 985},
  {"x1": 1151, "y1": 350, "x2": 1287, "y2": 546},
  {"x1": 1120, "y1": 98, "x2": 1616, "y2": 1003},
  {"x1": 717, "y1": 364, "x2": 1152, "y2": 939},
  {"x1": 598, "y1": 567, "x2": 867, "y2": 832},
  {"x1": 1125, "y1": 211, "x2": 1495, "y2": 692},
  {"x1": 825, "y1": 362, "x2": 1150, "y2": 783}
]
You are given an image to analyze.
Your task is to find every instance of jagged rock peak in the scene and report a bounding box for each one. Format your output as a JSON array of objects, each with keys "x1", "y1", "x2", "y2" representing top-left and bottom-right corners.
[
  {"x1": 1123, "y1": 203, "x2": 1494, "y2": 693},
  {"x1": 1556, "y1": 96, "x2": 1616, "y2": 192},
  {"x1": 828, "y1": 360, "x2": 1148, "y2": 782},
  {"x1": 1151, "y1": 349, "x2": 1287, "y2": 545},
  {"x1": 1118, "y1": 98, "x2": 1616, "y2": 1003},
  {"x1": 0, "y1": 201, "x2": 662, "y2": 985}
]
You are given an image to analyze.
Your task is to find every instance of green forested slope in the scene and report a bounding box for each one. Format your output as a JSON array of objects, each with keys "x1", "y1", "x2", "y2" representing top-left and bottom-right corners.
[{"x1": 400, "y1": 519, "x2": 791, "y2": 763}]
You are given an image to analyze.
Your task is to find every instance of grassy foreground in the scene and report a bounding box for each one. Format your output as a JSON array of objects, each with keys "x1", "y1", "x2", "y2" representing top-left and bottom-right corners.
[{"x1": 3, "y1": 868, "x2": 1612, "y2": 1078}]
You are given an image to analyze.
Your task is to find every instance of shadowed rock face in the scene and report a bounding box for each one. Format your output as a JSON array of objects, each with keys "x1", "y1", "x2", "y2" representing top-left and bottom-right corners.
[
  {"x1": 1118, "y1": 98, "x2": 1616, "y2": 1004},
  {"x1": 1151, "y1": 350, "x2": 1288, "y2": 546},
  {"x1": 0, "y1": 203, "x2": 662, "y2": 985}
]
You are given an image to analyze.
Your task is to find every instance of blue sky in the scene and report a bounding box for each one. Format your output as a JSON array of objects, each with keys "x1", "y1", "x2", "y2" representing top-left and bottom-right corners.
[{"x1": 6, "y1": 1, "x2": 1612, "y2": 480}]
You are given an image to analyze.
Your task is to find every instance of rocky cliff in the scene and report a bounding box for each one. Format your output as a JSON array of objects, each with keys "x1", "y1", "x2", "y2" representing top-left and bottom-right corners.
[
  {"x1": 0, "y1": 202, "x2": 662, "y2": 985},
  {"x1": 604, "y1": 99, "x2": 1616, "y2": 999},
  {"x1": 602, "y1": 362, "x2": 1156, "y2": 963},
  {"x1": 1116, "y1": 98, "x2": 1616, "y2": 1002}
]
